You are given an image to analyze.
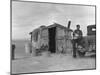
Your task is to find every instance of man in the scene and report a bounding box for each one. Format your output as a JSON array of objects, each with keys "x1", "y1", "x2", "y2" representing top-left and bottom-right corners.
[{"x1": 73, "y1": 25, "x2": 83, "y2": 58}]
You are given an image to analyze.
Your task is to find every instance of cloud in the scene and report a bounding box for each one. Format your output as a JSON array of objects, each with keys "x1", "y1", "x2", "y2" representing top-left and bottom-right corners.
[{"x1": 12, "y1": 1, "x2": 95, "y2": 40}]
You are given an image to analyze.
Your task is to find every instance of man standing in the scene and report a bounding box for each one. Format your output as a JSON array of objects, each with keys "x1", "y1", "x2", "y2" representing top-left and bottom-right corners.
[{"x1": 73, "y1": 25, "x2": 83, "y2": 58}]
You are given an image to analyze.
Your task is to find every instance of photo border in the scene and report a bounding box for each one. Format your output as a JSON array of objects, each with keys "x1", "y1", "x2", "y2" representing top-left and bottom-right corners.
[{"x1": 10, "y1": 0, "x2": 96, "y2": 75}]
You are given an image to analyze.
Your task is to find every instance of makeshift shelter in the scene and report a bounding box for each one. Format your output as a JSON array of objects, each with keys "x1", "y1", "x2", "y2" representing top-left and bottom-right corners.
[{"x1": 29, "y1": 23, "x2": 73, "y2": 54}]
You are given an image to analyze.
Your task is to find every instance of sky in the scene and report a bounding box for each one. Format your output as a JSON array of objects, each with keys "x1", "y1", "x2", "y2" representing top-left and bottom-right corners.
[{"x1": 12, "y1": 1, "x2": 95, "y2": 40}]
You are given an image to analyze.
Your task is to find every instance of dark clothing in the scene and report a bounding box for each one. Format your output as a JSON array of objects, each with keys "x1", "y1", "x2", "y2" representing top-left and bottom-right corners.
[
  {"x1": 73, "y1": 29, "x2": 83, "y2": 57},
  {"x1": 12, "y1": 44, "x2": 15, "y2": 50},
  {"x1": 72, "y1": 38, "x2": 82, "y2": 57},
  {"x1": 12, "y1": 44, "x2": 16, "y2": 60}
]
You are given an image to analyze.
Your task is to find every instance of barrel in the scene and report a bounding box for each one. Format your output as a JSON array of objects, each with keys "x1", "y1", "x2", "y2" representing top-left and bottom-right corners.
[{"x1": 25, "y1": 42, "x2": 32, "y2": 54}]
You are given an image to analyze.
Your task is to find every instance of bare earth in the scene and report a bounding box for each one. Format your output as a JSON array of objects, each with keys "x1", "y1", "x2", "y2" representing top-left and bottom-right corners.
[{"x1": 12, "y1": 53, "x2": 95, "y2": 74}]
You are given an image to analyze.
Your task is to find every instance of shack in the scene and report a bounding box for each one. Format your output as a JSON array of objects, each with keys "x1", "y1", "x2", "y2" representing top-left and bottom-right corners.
[{"x1": 29, "y1": 22, "x2": 73, "y2": 54}]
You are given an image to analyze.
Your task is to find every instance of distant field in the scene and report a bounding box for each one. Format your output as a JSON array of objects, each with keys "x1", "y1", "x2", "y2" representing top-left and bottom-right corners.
[{"x1": 12, "y1": 40, "x2": 30, "y2": 59}]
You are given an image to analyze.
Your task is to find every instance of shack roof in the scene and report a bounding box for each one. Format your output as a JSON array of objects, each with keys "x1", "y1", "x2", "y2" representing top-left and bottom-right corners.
[
  {"x1": 29, "y1": 23, "x2": 73, "y2": 35},
  {"x1": 47, "y1": 23, "x2": 72, "y2": 31}
]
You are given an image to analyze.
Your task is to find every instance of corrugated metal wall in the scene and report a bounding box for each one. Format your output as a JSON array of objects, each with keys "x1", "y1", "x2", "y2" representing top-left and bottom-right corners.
[
  {"x1": 56, "y1": 27, "x2": 73, "y2": 53},
  {"x1": 31, "y1": 26, "x2": 73, "y2": 54}
]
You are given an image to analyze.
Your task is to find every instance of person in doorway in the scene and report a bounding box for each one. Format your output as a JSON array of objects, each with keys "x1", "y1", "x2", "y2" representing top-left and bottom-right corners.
[{"x1": 73, "y1": 25, "x2": 83, "y2": 58}]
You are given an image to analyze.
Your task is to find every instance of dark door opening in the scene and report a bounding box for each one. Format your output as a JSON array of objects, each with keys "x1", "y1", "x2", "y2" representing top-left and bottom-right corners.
[{"x1": 48, "y1": 27, "x2": 56, "y2": 53}]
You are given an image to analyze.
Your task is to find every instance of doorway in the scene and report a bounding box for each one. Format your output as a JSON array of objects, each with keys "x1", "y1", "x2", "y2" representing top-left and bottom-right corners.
[{"x1": 48, "y1": 27, "x2": 56, "y2": 53}]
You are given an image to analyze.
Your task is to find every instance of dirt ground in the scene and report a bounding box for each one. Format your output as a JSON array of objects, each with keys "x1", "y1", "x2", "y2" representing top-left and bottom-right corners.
[{"x1": 11, "y1": 53, "x2": 96, "y2": 74}]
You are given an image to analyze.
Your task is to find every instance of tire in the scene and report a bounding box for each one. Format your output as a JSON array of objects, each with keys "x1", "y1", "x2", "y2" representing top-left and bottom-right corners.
[{"x1": 77, "y1": 51, "x2": 86, "y2": 57}]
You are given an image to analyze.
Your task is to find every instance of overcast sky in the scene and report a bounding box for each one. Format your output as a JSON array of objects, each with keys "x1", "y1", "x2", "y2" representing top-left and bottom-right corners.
[{"x1": 12, "y1": 1, "x2": 95, "y2": 40}]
